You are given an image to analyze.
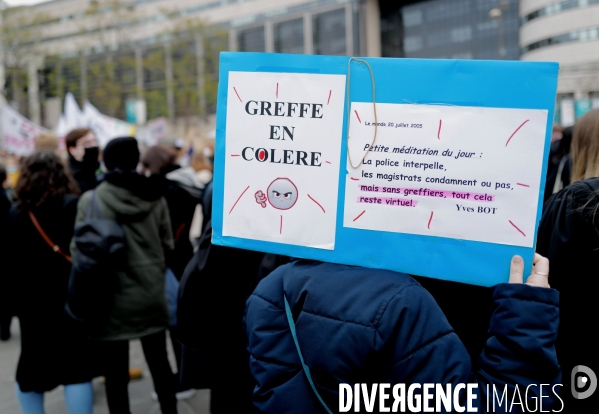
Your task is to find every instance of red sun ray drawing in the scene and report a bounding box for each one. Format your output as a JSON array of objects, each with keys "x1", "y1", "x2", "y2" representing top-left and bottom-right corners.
[
  {"x1": 509, "y1": 220, "x2": 526, "y2": 237},
  {"x1": 307, "y1": 194, "x2": 325, "y2": 213},
  {"x1": 516, "y1": 183, "x2": 530, "y2": 187},
  {"x1": 353, "y1": 210, "x2": 366, "y2": 222},
  {"x1": 233, "y1": 87, "x2": 243, "y2": 103},
  {"x1": 327, "y1": 90, "x2": 332, "y2": 105},
  {"x1": 354, "y1": 110, "x2": 362, "y2": 123},
  {"x1": 428, "y1": 211, "x2": 434, "y2": 229},
  {"x1": 229, "y1": 186, "x2": 250, "y2": 214},
  {"x1": 505, "y1": 120, "x2": 530, "y2": 147},
  {"x1": 279, "y1": 215, "x2": 283, "y2": 234},
  {"x1": 437, "y1": 120, "x2": 442, "y2": 140}
]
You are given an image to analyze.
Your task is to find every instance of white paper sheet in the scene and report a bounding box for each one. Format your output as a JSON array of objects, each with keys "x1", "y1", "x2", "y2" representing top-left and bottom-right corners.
[
  {"x1": 343, "y1": 102, "x2": 548, "y2": 248},
  {"x1": 222, "y1": 72, "x2": 346, "y2": 250}
]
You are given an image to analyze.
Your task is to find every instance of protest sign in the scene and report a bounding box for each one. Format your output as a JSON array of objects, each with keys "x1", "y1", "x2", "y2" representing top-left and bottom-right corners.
[
  {"x1": 212, "y1": 53, "x2": 559, "y2": 286},
  {"x1": 344, "y1": 103, "x2": 547, "y2": 248},
  {"x1": 222, "y1": 71, "x2": 346, "y2": 249},
  {"x1": 1, "y1": 104, "x2": 48, "y2": 156}
]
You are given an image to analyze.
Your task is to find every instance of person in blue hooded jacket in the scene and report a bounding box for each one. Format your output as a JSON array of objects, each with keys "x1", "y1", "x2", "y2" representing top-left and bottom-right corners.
[{"x1": 245, "y1": 254, "x2": 561, "y2": 413}]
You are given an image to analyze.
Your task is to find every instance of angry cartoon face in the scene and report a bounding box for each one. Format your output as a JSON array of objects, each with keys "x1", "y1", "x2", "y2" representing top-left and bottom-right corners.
[{"x1": 267, "y1": 178, "x2": 298, "y2": 210}]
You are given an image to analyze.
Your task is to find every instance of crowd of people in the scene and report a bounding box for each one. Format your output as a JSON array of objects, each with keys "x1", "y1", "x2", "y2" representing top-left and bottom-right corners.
[{"x1": 0, "y1": 108, "x2": 597, "y2": 414}]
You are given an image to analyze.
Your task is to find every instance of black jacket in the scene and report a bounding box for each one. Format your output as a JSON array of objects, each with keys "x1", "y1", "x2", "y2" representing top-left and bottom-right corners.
[
  {"x1": 7, "y1": 195, "x2": 96, "y2": 392},
  {"x1": 164, "y1": 167, "x2": 205, "y2": 278},
  {"x1": 68, "y1": 156, "x2": 99, "y2": 194},
  {"x1": 537, "y1": 178, "x2": 599, "y2": 411},
  {"x1": 0, "y1": 189, "x2": 13, "y2": 325},
  {"x1": 177, "y1": 218, "x2": 288, "y2": 413}
]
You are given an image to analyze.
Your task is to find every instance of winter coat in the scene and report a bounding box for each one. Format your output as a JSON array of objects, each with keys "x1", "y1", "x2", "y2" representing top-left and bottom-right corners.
[
  {"x1": 409, "y1": 275, "x2": 494, "y2": 362},
  {"x1": 537, "y1": 177, "x2": 599, "y2": 412},
  {"x1": 68, "y1": 155, "x2": 99, "y2": 194},
  {"x1": 72, "y1": 171, "x2": 174, "y2": 341},
  {"x1": 165, "y1": 167, "x2": 205, "y2": 278},
  {"x1": 6, "y1": 195, "x2": 96, "y2": 392},
  {"x1": 0, "y1": 188, "x2": 9, "y2": 229},
  {"x1": 177, "y1": 218, "x2": 289, "y2": 413},
  {"x1": 0, "y1": 188, "x2": 12, "y2": 322},
  {"x1": 177, "y1": 220, "x2": 265, "y2": 389},
  {"x1": 245, "y1": 260, "x2": 562, "y2": 414},
  {"x1": 543, "y1": 131, "x2": 572, "y2": 204}
]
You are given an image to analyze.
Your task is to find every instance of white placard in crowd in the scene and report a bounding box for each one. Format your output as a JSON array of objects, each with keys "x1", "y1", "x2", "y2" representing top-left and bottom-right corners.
[
  {"x1": 136, "y1": 117, "x2": 168, "y2": 147},
  {"x1": 1, "y1": 104, "x2": 49, "y2": 156},
  {"x1": 222, "y1": 71, "x2": 347, "y2": 250},
  {"x1": 343, "y1": 102, "x2": 548, "y2": 248}
]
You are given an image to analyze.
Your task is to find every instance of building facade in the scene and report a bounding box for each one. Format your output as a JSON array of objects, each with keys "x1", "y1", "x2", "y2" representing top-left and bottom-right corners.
[
  {"x1": 2, "y1": 0, "x2": 382, "y2": 126},
  {"x1": 520, "y1": 0, "x2": 599, "y2": 126},
  {"x1": 2, "y1": 0, "x2": 534, "y2": 129},
  {"x1": 400, "y1": 0, "x2": 520, "y2": 60}
]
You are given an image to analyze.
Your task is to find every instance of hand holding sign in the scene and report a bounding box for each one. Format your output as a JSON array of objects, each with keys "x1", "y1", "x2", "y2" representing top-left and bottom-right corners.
[{"x1": 509, "y1": 253, "x2": 550, "y2": 288}]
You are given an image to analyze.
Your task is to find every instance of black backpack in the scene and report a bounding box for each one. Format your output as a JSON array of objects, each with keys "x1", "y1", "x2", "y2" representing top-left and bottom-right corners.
[{"x1": 65, "y1": 191, "x2": 126, "y2": 323}]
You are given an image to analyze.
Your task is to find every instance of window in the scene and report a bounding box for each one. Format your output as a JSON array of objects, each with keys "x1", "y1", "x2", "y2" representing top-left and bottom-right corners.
[
  {"x1": 452, "y1": 52, "x2": 473, "y2": 59},
  {"x1": 404, "y1": 36, "x2": 423, "y2": 53},
  {"x1": 403, "y1": 9, "x2": 423, "y2": 28},
  {"x1": 451, "y1": 26, "x2": 472, "y2": 43},
  {"x1": 427, "y1": 31, "x2": 449, "y2": 48},
  {"x1": 238, "y1": 26, "x2": 266, "y2": 52},
  {"x1": 522, "y1": 26, "x2": 599, "y2": 53},
  {"x1": 477, "y1": 20, "x2": 498, "y2": 31},
  {"x1": 274, "y1": 18, "x2": 304, "y2": 54},
  {"x1": 313, "y1": 9, "x2": 346, "y2": 55}
]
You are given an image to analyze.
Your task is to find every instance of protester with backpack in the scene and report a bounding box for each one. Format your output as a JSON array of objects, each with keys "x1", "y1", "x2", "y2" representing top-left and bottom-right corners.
[
  {"x1": 6, "y1": 151, "x2": 94, "y2": 414},
  {"x1": 140, "y1": 144, "x2": 207, "y2": 401},
  {"x1": 71, "y1": 137, "x2": 179, "y2": 414}
]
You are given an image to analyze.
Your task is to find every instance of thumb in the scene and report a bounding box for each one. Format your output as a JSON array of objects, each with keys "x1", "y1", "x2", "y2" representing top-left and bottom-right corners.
[{"x1": 509, "y1": 255, "x2": 524, "y2": 284}]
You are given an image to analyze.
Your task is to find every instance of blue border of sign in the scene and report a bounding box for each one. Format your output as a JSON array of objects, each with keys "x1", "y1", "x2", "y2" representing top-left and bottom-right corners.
[{"x1": 212, "y1": 52, "x2": 558, "y2": 287}]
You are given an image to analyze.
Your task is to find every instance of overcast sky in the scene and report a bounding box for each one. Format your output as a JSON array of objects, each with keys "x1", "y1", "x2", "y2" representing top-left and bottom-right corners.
[{"x1": 4, "y1": 0, "x2": 52, "y2": 6}]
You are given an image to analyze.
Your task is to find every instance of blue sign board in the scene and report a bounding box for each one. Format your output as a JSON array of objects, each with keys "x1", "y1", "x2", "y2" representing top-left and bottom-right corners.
[{"x1": 212, "y1": 52, "x2": 558, "y2": 287}]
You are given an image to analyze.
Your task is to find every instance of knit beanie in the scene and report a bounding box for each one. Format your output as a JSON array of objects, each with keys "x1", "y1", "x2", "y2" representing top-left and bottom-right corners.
[{"x1": 103, "y1": 137, "x2": 140, "y2": 171}]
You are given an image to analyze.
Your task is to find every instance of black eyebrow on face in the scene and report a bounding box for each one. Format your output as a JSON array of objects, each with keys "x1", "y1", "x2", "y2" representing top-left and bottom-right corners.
[{"x1": 284, "y1": 192, "x2": 292, "y2": 196}]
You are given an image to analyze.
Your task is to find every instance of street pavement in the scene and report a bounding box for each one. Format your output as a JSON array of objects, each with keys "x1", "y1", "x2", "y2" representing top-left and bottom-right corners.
[{"x1": 0, "y1": 318, "x2": 210, "y2": 414}]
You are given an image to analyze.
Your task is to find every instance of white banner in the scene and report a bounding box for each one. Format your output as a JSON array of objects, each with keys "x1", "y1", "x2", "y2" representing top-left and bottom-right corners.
[
  {"x1": 1, "y1": 104, "x2": 49, "y2": 156},
  {"x1": 136, "y1": 117, "x2": 167, "y2": 146},
  {"x1": 56, "y1": 93, "x2": 136, "y2": 147}
]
